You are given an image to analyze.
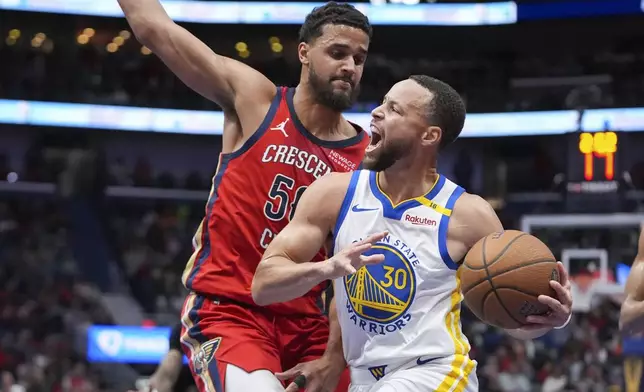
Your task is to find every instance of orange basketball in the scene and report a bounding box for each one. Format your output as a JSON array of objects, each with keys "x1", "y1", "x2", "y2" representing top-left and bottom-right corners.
[{"x1": 460, "y1": 230, "x2": 559, "y2": 329}]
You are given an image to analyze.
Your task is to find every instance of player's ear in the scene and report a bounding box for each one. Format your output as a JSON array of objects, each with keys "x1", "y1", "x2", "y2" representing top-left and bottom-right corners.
[
  {"x1": 420, "y1": 125, "x2": 441, "y2": 147},
  {"x1": 298, "y1": 42, "x2": 310, "y2": 65}
]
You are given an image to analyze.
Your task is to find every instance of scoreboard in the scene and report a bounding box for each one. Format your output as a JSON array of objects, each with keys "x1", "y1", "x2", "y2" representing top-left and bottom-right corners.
[{"x1": 565, "y1": 130, "x2": 628, "y2": 211}]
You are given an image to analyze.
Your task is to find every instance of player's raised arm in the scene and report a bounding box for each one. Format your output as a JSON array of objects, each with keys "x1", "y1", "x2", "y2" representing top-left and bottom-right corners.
[
  {"x1": 620, "y1": 225, "x2": 644, "y2": 334},
  {"x1": 117, "y1": 0, "x2": 275, "y2": 117},
  {"x1": 251, "y1": 173, "x2": 386, "y2": 306}
]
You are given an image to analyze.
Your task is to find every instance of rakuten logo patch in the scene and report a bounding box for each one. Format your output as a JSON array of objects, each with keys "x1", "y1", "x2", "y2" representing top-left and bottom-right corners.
[{"x1": 404, "y1": 215, "x2": 437, "y2": 226}]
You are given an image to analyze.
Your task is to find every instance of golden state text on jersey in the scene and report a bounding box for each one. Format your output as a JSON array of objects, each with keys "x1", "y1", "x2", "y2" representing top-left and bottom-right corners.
[
  {"x1": 344, "y1": 234, "x2": 419, "y2": 336},
  {"x1": 332, "y1": 169, "x2": 475, "y2": 375}
]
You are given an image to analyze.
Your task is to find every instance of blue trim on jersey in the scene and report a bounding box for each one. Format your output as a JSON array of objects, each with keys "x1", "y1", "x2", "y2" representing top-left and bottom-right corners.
[
  {"x1": 424, "y1": 175, "x2": 446, "y2": 201},
  {"x1": 368, "y1": 171, "x2": 446, "y2": 220},
  {"x1": 186, "y1": 155, "x2": 231, "y2": 288},
  {"x1": 438, "y1": 185, "x2": 465, "y2": 270},
  {"x1": 286, "y1": 87, "x2": 365, "y2": 149},
  {"x1": 223, "y1": 86, "x2": 283, "y2": 160},
  {"x1": 330, "y1": 170, "x2": 362, "y2": 256}
]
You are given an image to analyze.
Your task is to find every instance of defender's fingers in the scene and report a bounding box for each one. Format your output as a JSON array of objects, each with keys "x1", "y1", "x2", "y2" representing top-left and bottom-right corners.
[{"x1": 275, "y1": 365, "x2": 302, "y2": 380}]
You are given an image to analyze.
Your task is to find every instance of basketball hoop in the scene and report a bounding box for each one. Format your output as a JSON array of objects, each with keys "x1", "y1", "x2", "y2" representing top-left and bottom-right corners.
[
  {"x1": 571, "y1": 273, "x2": 595, "y2": 312},
  {"x1": 569, "y1": 273, "x2": 624, "y2": 312}
]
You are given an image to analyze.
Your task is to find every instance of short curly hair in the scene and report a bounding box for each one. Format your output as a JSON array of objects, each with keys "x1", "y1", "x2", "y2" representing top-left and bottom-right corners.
[
  {"x1": 298, "y1": 2, "x2": 372, "y2": 44},
  {"x1": 409, "y1": 75, "x2": 466, "y2": 149}
]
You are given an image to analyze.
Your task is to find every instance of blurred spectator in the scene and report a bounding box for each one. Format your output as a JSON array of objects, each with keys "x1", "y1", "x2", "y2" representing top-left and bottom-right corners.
[{"x1": 0, "y1": 198, "x2": 110, "y2": 392}]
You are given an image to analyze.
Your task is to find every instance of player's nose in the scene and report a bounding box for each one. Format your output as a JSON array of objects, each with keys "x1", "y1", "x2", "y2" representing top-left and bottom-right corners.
[
  {"x1": 371, "y1": 104, "x2": 384, "y2": 120},
  {"x1": 339, "y1": 58, "x2": 357, "y2": 77}
]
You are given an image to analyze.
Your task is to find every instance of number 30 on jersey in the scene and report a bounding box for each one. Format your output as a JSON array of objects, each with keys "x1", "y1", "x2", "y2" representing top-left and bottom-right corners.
[{"x1": 260, "y1": 174, "x2": 307, "y2": 249}]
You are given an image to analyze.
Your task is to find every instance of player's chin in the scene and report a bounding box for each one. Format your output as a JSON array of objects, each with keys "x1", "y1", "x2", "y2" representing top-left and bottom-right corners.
[{"x1": 361, "y1": 154, "x2": 379, "y2": 171}]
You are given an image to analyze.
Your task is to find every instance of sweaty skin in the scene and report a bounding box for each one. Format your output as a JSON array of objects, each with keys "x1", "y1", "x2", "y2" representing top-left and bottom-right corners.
[
  {"x1": 252, "y1": 171, "x2": 555, "y2": 340},
  {"x1": 620, "y1": 225, "x2": 644, "y2": 334}
]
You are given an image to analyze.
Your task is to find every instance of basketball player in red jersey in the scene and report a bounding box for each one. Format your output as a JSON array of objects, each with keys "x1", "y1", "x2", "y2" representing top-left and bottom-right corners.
[
  {"x1": 620, "y1": 224, "x2": 644, "y2": 334},
  {"x1": 117, "y1": 1, "x2": 371, "y2": 391}
]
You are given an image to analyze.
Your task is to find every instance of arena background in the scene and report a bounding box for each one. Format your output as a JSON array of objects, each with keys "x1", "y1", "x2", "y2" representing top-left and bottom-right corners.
[{"x1": 1, "y1": 0, "x2": 644, "y2": 391}]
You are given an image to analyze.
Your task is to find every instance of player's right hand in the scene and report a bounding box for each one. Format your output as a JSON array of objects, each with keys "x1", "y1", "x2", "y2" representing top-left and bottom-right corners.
[
  {"x1": 276, "y1": 357, "x2": 345, "y2": 392},
  {"x1": 322, "y1": 231, "x2": 388, "y2": 280}
]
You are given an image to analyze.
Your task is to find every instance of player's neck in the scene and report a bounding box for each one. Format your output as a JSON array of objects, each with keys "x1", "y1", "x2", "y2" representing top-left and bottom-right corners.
[
  {"x1": 379, "y1": 161, "x2": 439, "y2": 205},
  {"x1": 292, "y1": 85, "x2": 350, "y2": 139}
]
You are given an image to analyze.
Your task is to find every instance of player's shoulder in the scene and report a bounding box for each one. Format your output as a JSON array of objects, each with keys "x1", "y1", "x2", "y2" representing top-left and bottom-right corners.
[
  {"x1": 294, "y1": 171, "x2": 355, "y2": 224},
  {"x1": 307, "y1": 171, "x2": 354, "y2": 195},
  {"x1": 450, "y1": 192, "x2": 503, "y2": 245},
  {"x1": 452, "y1": 192, "x2": 495, "y2": 218}
]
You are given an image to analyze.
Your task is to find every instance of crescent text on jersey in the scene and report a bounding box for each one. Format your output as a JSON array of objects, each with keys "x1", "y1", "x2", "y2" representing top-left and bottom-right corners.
[
  {"x1": 344, "y1": 234, "x2": 418, "y2": 336},
  {"x1": 261, "y1": 144, "x2": 332, "y2": 179}
]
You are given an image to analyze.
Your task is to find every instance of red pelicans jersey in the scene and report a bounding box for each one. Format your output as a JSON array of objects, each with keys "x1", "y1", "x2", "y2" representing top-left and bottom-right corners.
[{"x1": 182, "y1": 87, "x2": 369, "y2": 316}]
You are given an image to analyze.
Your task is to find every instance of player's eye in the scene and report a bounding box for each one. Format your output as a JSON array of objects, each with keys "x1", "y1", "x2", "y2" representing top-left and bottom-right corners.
[{"x1": 330, "y1": 50, "x2": 345, "y2": 59}]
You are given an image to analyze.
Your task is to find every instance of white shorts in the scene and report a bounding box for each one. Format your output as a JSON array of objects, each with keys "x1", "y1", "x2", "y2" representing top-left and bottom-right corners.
[{"x1": 349, "y1": 356, "x2": 478, "y2": 392}]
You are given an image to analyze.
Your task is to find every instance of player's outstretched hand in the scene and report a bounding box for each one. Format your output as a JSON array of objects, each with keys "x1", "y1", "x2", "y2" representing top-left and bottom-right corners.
[
  {"x1": 521, "y1": 261, "x2": 573, "y2": 330},
  {"x1": 276, "y1": 357, "x2": 344, "y2": 392},
  {"x1": 322, "y1": 231, "x2": 388, "y2": 280}
]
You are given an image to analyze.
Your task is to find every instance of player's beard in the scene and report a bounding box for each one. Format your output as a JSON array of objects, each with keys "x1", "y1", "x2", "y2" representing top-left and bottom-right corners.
[
  {"x1": 308, "y1": 64, "x2": 359, "y2": 111},
  {"x1": 363, "y1": 138, "x2": 409, "y2": 172}
]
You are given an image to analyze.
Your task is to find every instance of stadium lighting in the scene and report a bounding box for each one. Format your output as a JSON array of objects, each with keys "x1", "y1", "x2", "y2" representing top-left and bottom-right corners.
[
  {"x1": 271, "y1": 42, "x2": 283, "y2": 53},
  {"x1": 106, "y1": 42, "x2": 118, "y2": 53},
  {"x1": 113, "y1": 36, "x2": 125, "y2": 46},
  {"x1": 77, "y1": 34, "x2": 89, "y2": 45},
  {"x1": 235, "y1": 42, "x2": 247, "y2": 52}
]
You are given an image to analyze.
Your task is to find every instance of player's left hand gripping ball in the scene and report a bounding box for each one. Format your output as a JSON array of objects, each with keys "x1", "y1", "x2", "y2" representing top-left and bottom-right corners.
[{"x1": 522, "y1": 261, "x2": 573, "y2": 329}]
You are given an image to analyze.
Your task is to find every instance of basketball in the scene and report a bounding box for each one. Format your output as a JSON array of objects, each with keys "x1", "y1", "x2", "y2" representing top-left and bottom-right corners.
[{"x1": 460, "y1": 230, "x2": 559, "y2": 329}]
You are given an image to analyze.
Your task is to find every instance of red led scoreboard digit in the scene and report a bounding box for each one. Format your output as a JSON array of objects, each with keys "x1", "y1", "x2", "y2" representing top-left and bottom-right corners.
[{"x1": 578, "y1": 131, "x2": 617, "y2": 182}]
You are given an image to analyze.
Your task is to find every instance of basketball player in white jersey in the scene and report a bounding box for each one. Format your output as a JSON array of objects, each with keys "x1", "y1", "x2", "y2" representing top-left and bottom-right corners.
[
  {"x1": 620, "y1": 224, "x2": 644, "y2": 334},
  {"x1": 251, "y1": 75, "x2": 573, "y2": 392}
]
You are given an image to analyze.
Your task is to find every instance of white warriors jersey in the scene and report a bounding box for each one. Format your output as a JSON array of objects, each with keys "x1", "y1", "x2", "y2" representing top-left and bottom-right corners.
[{"x1": 333, "y1": 169, "x2": 475, "y2": 375}]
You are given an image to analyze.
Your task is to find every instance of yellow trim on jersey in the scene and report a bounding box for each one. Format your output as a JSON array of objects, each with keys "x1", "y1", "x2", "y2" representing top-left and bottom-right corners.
[
  {"x1": 374, "y1": 172, "x2": 452, "y2": 216},
  {"x1": 375, "y1": 172, "x2": 440, "y2": 208},
  {"x1": 416, "y1": 197, "x2": 452, "y2": 217},
  {"x1": 180, "y1": 293, "x2": 219, "y2": 392},
  {"x1": 436, "y1": 269, "x2": 476, "y2": 392},
  {"x1": 181, "y1": 155, "x2": 224, "y2": 286},
  {"x1": 182, "y1": 219, "x2": 205, "y2": 285}
]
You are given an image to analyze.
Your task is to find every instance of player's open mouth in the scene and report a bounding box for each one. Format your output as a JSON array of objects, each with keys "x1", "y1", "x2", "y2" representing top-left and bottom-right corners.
[
  {"x1": 367, "y1": 126, "x2": 382, "y2": 153},
  {"x1": 333, "y1": 80, "x2": 352, "y2": 89}
]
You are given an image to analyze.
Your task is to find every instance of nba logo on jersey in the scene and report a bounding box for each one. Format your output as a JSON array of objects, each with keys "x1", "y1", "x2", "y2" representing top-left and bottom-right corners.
[{"x1": 344, "y1": 235, "x2": 418, "y2": 335}]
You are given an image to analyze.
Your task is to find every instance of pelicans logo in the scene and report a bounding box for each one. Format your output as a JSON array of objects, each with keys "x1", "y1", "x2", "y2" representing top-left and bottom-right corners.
[
  {"x1": 344, "y1": 241, "x2": 417, "y2": 335},
  {"x1": 193, "y1": 338, "x2": 221, "y2": 376}
]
